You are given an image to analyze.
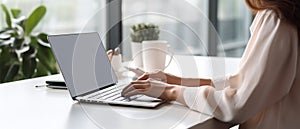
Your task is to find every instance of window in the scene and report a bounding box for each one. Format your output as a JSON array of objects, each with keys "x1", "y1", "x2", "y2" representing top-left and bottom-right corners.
[
  {"x1": 122, "y1": 0, "x2": 252, "y2": 59},
  {"x1": 122, "y1": 0, "x2": 209, "y2": 60},
  {"x1": 1, "y1": 0, "x2": 252, "y2": 57},
  {"x1": 218, "y1": 0, "x2": 252, "y2": 57},
  {"x1": 1, "y1": 0, "x2": 107, "y2": 45},
  {"x1": 0, "y1": 0, "x2": 252, "y2": 81}
]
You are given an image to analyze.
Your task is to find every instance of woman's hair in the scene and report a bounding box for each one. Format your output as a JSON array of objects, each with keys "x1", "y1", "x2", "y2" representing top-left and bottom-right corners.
[{"x1": 245, "y1": 0, "x2": 300, "y2": 29}]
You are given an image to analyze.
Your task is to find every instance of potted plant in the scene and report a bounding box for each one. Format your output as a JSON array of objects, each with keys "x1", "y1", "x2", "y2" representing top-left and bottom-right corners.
[
  {"x1": 130, "y1": 23, "x2": 160, "y2": 67},
  {"x1": 0, "y1": 4, "x2": 59, "y2": 83}
]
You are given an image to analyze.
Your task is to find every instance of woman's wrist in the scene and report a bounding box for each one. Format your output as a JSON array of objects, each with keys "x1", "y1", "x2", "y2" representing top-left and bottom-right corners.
[
  {"x1": 166, "y1": 85, "x2": 187, "y2": 105},
  {"x1": 166, "y1": 85, "x2": 180, "y2": 101}
]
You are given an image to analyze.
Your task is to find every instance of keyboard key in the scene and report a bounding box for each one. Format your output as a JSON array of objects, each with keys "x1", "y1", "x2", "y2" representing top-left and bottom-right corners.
[
  {"x1": 114, "y1": 96, "x2": 127, "y2": 101},
  {"x1": 80, "y1": 83, "x2": 128, "y2": 102},
  {"x1": 101, "y1": 91, "x2": 121, "y2": 100}
]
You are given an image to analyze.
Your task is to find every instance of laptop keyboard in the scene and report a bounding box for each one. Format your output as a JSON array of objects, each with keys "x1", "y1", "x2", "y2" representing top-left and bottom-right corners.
[{"x1": 78, "y1": 83, "x2": 143, "y2": 102}]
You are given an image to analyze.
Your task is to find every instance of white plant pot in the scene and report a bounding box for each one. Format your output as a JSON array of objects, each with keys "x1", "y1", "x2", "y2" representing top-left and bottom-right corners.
[{"x1": 131, "y1": 42, "x2": 143, "y2": 68}]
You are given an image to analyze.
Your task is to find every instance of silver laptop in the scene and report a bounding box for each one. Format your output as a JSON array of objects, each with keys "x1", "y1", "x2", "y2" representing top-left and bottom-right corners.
[{"x1": 48, "y1": 32, "x2": 164, "y2": 108}]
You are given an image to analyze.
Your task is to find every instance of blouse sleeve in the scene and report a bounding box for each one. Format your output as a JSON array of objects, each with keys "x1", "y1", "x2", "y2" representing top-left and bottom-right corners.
[{"x1": 183, "y1": 10, "x2": 298, "y2": 123}]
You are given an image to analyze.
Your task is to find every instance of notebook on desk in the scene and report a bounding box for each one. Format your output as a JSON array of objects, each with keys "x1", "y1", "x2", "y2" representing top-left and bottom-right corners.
[{"x1": 48, "y1": 32, "x2": 164, "y2": 108}]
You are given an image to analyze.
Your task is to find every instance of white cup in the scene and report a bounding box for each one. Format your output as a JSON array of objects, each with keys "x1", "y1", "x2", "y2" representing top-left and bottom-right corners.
[{"x1": 142, "y1": 40, "x2": 173, "y2": 72}]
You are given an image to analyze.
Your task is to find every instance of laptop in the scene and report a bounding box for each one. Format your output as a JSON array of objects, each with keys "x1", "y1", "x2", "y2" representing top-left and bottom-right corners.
[{"x1": 48, "y1": 32, "x2": 164, "y2": 108}]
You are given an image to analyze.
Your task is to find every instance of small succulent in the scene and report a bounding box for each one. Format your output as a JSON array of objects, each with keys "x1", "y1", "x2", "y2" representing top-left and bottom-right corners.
[{"x1": 130, "y1": 23, "x2": 160, "y2": 43}]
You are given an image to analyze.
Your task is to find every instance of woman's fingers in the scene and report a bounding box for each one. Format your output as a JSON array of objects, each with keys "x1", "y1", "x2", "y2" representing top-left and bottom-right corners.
[
  {"x1": 137, "y1": 71, "x2": 167, "y2": 82},
  {"x1": 121, "y1": 83, "x2": 149, "y2": 96},
  {"x1": 123, "y1": 89, "x2": 147, "y2": 97},
  {"x1": 106, "y1": 50, "x2": 113, "y2": 61},
  {"x1": 124, "y1": 83, "x2": 149, "y2": 93},
  {"x1": 138, "y1": 72, "x2": 150, "y2": 80},
  {"x1": 130, "y1": 80, "x2": 149, "y2": 84},
  {"x1": 121, "y1": 79, "x2": 173, "y2": 100}
]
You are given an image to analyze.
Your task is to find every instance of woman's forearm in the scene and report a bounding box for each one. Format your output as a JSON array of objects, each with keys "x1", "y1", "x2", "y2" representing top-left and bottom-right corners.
[
  {"x1": 167, "y1": 75, "x2": 212, "y2": 87},
  {"x1": 180, "y1": 78, "x2": 212, "y2": 87}
]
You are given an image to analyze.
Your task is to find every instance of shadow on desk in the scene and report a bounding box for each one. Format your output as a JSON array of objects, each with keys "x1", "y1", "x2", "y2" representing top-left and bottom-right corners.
[
  {"x1": 64, "y1": 102, "x2": 192, "y2": 129},
  {"x1": 63, "y1": 102, "x2": 236, "y2": 129}
]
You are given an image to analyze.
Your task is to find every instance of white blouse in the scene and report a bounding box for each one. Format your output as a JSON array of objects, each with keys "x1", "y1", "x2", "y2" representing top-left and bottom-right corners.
[{"x1": 183, "y1": 10, "x2": 299, "y2": 129}]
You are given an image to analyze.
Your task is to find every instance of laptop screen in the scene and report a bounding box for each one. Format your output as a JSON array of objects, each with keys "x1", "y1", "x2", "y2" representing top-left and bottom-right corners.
[{"x1": 48, "y1": 32, "x2": 118, "y2": 98}]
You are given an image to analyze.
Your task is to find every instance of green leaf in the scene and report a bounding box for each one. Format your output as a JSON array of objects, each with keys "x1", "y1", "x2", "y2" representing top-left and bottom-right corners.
[
  {"x1": 0, "y1": 32, "x2": 11, "y2": 40},
  {"x1": 13, "y1": 38, "x2": 24, "y2": 49},
  {"x1": 37, "y1": 33, "x2": 48, "y2": 43},
  {"x1": 33, "y1": 62, "x2": 49, "y2": 77},
  {"x1": 20, "y1": 19, "x2": 26, "y2": 29},
  {"x1": 31, "y1": 36, "x2": 58, "y2": 74},
  {"x1": 0, "y1": 47, "x2": 19, "y2": 82},
  {"x1": 3, "y1": 61, "x2": 20, "y2": 82},
  {"x1": 25, "y1": 5, "x2": 46, "y2": 35},
  {"x1": 1, "y1": 4, "x2": 12, "y2": 28},
  {"x1": 11, "y1": 8, "x2": 21, "y2": 18},
  {"x1": 36, "y1": 33, "x2": 50, "y2": 47},
  {"x1": 22, "y1": 57, "x2": 37, "y2": 78},
  {"x1": 21, "y1": 45, "x2": 37, "y2": 78},
  {"x1": 37, "y1": 46, "x2": 58, "y2": 74}
]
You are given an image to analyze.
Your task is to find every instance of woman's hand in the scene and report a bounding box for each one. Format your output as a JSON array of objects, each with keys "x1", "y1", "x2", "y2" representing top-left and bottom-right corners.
[
  {"x1": 121, "y1": 78, "x2": 179, "y2": 101},
  {"x1": 106, "y1": 50, "x2": 113, "y2": 61},
  {"x1": 137, "y1": 71, "x2": 212, "y2": 87},
  {"x1": 137, "y1": 71, "x2": 181, "y2": 85}
]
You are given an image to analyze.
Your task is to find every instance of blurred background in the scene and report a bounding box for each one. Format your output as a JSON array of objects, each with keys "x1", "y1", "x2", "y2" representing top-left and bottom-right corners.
[{"x1": 0, "y1": 0, "x2": 252, "y2": 82}]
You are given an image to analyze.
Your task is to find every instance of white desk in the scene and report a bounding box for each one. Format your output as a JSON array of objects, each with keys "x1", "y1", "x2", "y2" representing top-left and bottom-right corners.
[{"x1": 0, "y1": 56, "x2": 240, "y2": 129}]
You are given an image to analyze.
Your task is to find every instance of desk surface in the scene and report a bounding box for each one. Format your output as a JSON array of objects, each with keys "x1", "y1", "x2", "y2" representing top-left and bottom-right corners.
[{"x1": 0, "y1": 56, "x2": 240, "y2": 129}]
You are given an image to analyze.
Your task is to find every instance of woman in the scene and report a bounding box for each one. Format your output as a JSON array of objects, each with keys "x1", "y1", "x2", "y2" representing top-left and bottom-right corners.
[{"x1": 122, "y1": 0, "x2": 300, "y2": 128}]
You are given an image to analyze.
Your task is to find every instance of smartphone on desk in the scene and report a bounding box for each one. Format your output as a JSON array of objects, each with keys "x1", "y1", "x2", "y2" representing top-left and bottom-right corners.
[{"x1": 45, "y1": 81, "x2": 67, "y2": 89}]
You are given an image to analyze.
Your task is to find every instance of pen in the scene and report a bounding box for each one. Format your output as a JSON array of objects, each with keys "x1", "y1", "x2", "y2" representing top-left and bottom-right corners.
[
  {"x1": 35, "y1": 84, "x2": 67, "y2": 90},
  {"x1": 35, "y1": 85, "x2": 46, "y2": 88}
]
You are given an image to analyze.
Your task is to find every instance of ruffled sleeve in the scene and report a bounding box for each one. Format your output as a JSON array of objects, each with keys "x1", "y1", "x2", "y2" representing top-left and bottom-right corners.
[{"x1": 183, "y1": 10, "x2": 298, "y2": 123}]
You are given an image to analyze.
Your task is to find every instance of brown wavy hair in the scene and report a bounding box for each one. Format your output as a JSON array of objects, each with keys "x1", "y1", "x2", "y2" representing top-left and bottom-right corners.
[{"x1": 245, "y1": 0, "x2": 300, "y2": 31}]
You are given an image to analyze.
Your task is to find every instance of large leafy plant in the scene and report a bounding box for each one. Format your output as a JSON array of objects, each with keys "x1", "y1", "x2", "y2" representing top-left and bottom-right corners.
[{"x1": 0, "y1": 4, "x2": 59, "y2": 83}]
